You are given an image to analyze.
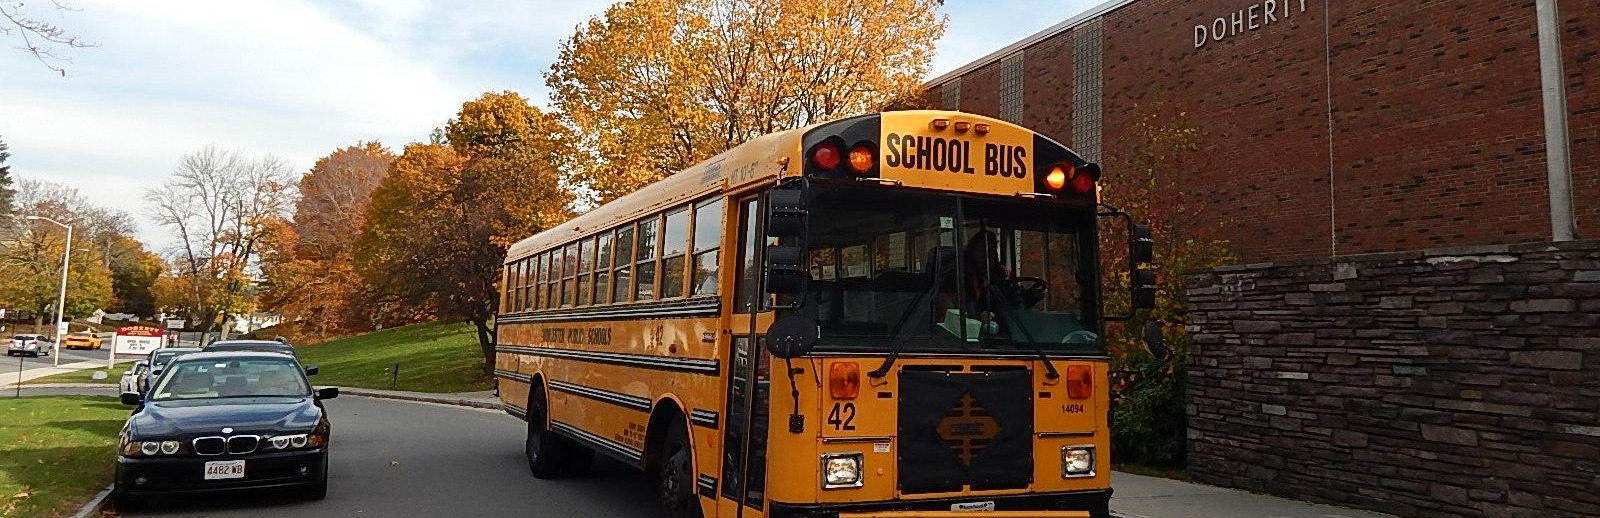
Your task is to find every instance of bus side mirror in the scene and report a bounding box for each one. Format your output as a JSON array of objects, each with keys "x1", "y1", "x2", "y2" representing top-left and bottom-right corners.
[
  {"x1": 1131, "y1": 269, "x2": 1157, "y2": 309},
  {"x1": 765, "y1": 244, "x2": 807, "y2": 295},
  {"x1": 1130, "y1": 223, "x2": 1153, "y2": 264},
  {"x1": 1141, "y1": 321, "x2": 1171, "y2": 361},
  {"x1": 766, "y1": 187, "x2": 807, "y2": 238},
  {"x1": 766, "y1": 316, "x2": 819, "y2": 359}
]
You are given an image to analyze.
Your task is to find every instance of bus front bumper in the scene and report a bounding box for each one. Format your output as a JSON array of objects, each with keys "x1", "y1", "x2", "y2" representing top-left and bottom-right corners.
[{"x1": 768, "y1": 489, "x2": 1111, "y2": 518}]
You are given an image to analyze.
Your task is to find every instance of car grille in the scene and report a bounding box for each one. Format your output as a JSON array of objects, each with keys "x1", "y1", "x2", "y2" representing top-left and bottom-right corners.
[
  {"x1": 229, "y1": 435, "x2": 259, "y2": 454},
  {"x1": 192, "y1": 435, "x2": 260, "y2": 455},
  {"x1": 193, "y1": 437, "x2": 226, "y2": 455}
]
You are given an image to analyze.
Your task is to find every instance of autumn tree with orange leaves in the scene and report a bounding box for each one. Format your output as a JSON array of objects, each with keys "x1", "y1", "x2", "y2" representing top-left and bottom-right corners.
[
  {"x1": 260, "y1": 142, "x2": 394, "y2": 336},
  {"x1": 355, "y1": 92, "x2": 572, "y2": 375},
  {"x1": 548, "y1": 0, "x2": 946, "y2": 202}
]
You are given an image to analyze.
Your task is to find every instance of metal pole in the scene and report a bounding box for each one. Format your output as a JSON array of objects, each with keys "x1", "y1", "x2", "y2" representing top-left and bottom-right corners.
[
  {"x1": 15, "y1": 354, "x2": 23, "y2": 398},
  {"x1": 1536, "y1": 0, "x2": 1576, "y2": 241},
  {"x1": 52, "y1": 224, "x2": 72, "y2": 368}
]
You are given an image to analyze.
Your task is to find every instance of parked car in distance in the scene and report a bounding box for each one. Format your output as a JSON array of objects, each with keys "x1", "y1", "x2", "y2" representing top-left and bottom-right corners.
[
  {"x1": 142, "y1": 347, "x2": 203, "y2": 394},
  {"x1": 63, "y1": 331, "x2": 103, "y2": 350},
  {"x1": 120, "y1": 360, "x2": 150, "y2": 394},
  {"x1": 8, "y1": 334, "x2": 52, "y2": 357},
  {"x1": 201, "y1": 340, "x2": 296, "y2": 357},
  {"x1": 114, "y1": 351, "x2": 336, "y2": 509}
]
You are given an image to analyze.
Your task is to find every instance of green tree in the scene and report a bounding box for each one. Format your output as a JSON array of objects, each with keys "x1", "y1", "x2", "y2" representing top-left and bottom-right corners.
[
  {"x1": 355, "y1": 92, "x2": 572, "y2": 375},
  {"x1": 106, "y1": 236, "x2": 164, "y2": 318},
  {"x1": 1101, "y1": 98, "x2": 1238, "y2": 467},
  {"x1": 0, "y1": 135, "x2": 14, "y2": 219},
  {"x1": 0, "y1": 178, "x2": 115, "y2": 327}
]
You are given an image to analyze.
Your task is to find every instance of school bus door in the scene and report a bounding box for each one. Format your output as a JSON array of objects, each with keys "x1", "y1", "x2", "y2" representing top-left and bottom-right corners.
[{"x1": 718, "y1": 194, "x2": 773, "y2": 518}]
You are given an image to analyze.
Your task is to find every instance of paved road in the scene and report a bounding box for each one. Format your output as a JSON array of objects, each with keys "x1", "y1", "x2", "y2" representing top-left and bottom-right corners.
[
  {"x1": 0, "y1": 346, "x2": 115, "y2": 379},
  {"x1": 125, "y1": 396, "x2": 662, "y2": 517}
]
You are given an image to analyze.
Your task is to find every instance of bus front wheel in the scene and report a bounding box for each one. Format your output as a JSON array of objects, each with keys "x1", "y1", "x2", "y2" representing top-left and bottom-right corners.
[{"x1": 656, "y1": 421, "x2": 703, "y2": 518}]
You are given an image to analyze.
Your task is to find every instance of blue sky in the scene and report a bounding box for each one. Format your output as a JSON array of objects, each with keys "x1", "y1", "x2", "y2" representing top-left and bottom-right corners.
[{"x1": 0, "y1": 0, "x2": 1102, "y2": 249}]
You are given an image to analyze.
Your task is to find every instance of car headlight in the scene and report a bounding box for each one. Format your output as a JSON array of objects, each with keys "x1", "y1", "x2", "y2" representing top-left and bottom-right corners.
[
  {"x1": 1061, "y1": 445, "x2": 1095, "y2": 477},
  {"x1": 267, "y1": 434, "x2": 311, "y2": 451},
  {"x1": 820, "y1": 452, "x2": 863, "y2": 489},
  {"x1": 160, "y1": 441, "x2": 181, "y2": 455},
  {"x1": 139, "y1": 441, "x2": 161, "y2": 456}
]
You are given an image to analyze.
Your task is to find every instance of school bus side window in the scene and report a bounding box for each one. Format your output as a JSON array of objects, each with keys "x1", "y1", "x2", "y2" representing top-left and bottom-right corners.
[
  {"x1": 692, "y1": 197, "x2": 723, "y2": 296},
  {"x1": 578, "y1": 237, "x2": 595, "y2": 306},
  {"x1": 547, "y1": 250, "x2": 562, "y2": 310},
  {"x1": 535, "y1": 252, "x2": 549, "y2": 310},
  {"x1": 614, "y1": 225, "x2": 636, "y2": 304},
  {"x1": 594, "y1": 232, "x2": 614, "y2": 305},
  {"x1": 635, "y1": 216, "x2": 660, "y2": 301},
  {"x1": 661, "y1": 207, "x2": 690, "y2": 299},
  {"x1": 561, "y1": 243, "x2": 577, "y2": 307},
  {"x1": 516, "y1": 259, "x2": 529, "y2": 312},
  {"x1": 734, "y1": 197, "x2": 761, "y2": 313}
]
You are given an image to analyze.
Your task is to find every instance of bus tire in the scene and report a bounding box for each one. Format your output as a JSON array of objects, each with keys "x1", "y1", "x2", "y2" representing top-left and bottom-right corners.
[
  {"x1": 656, "y1": 420, "x2": 702, "y2": 518},
  {"x1": 525, "y1": 388, "x2": 569, "y2": 479}
]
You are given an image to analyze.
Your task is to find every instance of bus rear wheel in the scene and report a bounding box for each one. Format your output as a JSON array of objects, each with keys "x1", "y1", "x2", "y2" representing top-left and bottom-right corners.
[{"x1": 656, "y1": 422, "x2": 702, "y2": 518}]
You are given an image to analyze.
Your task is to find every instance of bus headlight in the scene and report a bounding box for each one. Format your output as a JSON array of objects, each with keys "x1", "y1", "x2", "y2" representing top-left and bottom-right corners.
[
  {"x1": 821, "y1": 452, "x2": 863, "y2": 488},
  {"x1": 1061, "y1": 446, "x2": 1095, "y2": 477}
]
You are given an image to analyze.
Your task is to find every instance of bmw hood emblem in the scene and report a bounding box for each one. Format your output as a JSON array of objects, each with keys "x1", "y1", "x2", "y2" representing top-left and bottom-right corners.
[{"x1": 222, "y1": 427, "x2": 233, "y2": 434}]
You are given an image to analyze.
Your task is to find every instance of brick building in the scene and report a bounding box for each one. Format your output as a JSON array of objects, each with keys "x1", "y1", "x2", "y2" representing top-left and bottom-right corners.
[
  {"x1": 932, "y1": 1, "x2": 1600, "y2": 517},
  {"x1": 927, "y1": 0, "x2": 1596, "y2": 263}
]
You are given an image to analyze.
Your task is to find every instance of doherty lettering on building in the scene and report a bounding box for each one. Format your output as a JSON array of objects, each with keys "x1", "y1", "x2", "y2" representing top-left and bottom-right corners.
[{"x1": 1194, "y1": 0, "x2": 1309, "y2": 48}]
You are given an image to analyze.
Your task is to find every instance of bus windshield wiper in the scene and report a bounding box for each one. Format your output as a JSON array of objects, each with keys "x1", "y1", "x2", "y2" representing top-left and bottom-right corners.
[
  {"x1": 986, "y1": 284, "x2": 1059, "y2": 379},
  {"x1": 867, "y1": 284, "x2": 938, "y2": 379}
]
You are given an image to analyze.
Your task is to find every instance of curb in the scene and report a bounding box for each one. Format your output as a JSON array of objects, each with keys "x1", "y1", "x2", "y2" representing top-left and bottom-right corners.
[
  {"x1": 337, "y1": 388, "x2": 503, "y2": 410},
  {"x1": 70, "y1": 484, "x2": 114, "y2": 518}
]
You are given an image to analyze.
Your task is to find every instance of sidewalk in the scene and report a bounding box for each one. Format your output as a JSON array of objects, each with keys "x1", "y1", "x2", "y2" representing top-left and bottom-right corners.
[
  {"x1": 0, "y1": 360, "x2": 122, "y2": 387},
  {"x1": 1112, "y1": 471, "x2": 1396, "y2": 518}
]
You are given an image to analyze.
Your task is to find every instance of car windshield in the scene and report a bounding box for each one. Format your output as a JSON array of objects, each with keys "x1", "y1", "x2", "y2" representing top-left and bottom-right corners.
[
  {"x1": 12, "y1": 335, "x2": 38, "y2": 341},
  {"x1": 150, "y1": 351, "x2": 184, "y2": 368},
  {"x1": 148, "y1": 357, "x2": 310, "y2": 401},
  {"x1": 800, "y1": 186, "x2": 1101, "y2": 355}
]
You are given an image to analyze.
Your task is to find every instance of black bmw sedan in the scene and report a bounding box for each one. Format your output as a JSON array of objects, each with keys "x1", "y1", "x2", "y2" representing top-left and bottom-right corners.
[{"x1": 114, "y1": 351, "x2": 337, "y2": 509}]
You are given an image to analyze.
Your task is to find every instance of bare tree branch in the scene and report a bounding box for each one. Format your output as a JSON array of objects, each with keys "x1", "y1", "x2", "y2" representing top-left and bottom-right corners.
[{"x1": 0, "y1": 0, "x2": 95, "y2": 76}]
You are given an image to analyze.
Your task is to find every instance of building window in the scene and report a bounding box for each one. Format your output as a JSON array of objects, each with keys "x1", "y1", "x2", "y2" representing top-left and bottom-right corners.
[
  {"x1": 692, "y1": 198, "x2": 723, "y2": 296},
  {"x1": 635, "y1": 216, "x2": 660, "y2": 301},
  {"x1": 1072, "y1": 19, "x2": 1104, "y2": 163},
  {"x1": 999, "y1": 53, "x2": 1024, "y2": 123},
  {"x1": 941, "y1": 80, "x2": 961, "y2": 111}
]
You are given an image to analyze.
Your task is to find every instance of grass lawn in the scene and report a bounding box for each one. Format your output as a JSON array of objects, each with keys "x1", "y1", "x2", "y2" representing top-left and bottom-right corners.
[
  {"x1": 0, "y1": 396, "x2": 127, "y2": 517},
  {"x1": 295, "y1": 321, "x2": 491, "y2": 393},
  {"x1": 21, "y1": 368, "x2": 119, "y2": 386}
]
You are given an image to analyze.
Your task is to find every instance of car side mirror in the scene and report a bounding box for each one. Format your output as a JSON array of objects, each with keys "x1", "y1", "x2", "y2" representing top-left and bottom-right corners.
[
  {"x1": 304, "y1": 365, "x2": 319, "y2": 376},
  {"x1": 120, "y1": 392, "x2": 143, "y2": 406},
  {"x1": 316, "y1": 387, "x2": 339, "y2": 400}
]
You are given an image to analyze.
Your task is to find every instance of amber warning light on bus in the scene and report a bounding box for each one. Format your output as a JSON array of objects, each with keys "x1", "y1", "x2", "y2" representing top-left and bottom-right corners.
[{"x1": 1045, "y1": 163, "x2": 1096, "y2": 195}]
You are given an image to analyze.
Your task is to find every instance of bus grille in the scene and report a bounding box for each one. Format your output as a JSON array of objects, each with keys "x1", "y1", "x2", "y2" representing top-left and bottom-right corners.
[{"x1": 897, "y1": 369, "x2": 1033, "y2": 493}]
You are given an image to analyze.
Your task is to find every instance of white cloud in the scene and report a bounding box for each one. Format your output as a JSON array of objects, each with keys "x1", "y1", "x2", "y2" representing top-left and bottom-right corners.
[{"x1": 0, "y1": 0, "x2": 1094, "y2": 252}]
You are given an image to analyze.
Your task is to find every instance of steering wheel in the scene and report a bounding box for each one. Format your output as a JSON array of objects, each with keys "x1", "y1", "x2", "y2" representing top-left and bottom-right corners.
[{"x1": 1014, "y1": 276, "x2": 1047, "y2": 308}]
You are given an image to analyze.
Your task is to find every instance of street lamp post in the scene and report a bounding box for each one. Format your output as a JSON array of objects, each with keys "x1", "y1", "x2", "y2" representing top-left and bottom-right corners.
[{"x1": 25, "y1": 216, "x2": 71, "y2": 368}]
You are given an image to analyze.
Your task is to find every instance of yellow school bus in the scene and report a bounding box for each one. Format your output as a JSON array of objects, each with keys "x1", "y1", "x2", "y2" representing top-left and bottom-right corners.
[{"x1": 495, "y1": 110, "x2": 1158, "y2": 518}]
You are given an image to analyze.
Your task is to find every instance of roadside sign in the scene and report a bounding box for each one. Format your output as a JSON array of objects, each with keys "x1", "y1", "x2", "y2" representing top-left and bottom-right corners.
[
  {"x1": 114, "y1": 325, "x2": 165, "y2": 355},
  {"x1": 164, "y1": 319, "x2": 186, "y2": 330},
  {"x1": 56, "y1": 321, "x2": 69, "y2": 338}
]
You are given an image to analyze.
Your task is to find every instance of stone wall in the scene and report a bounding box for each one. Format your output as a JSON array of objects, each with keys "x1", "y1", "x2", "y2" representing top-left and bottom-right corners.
[{"x1": 1185, "y1": 240, "x2": 1600, "y2": 518}]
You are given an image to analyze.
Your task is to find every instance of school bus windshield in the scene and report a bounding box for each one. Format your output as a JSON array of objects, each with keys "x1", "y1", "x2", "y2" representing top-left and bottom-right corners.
[{"x1": 800, "y1": 185, "x2": 1101, "y2": 354}]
